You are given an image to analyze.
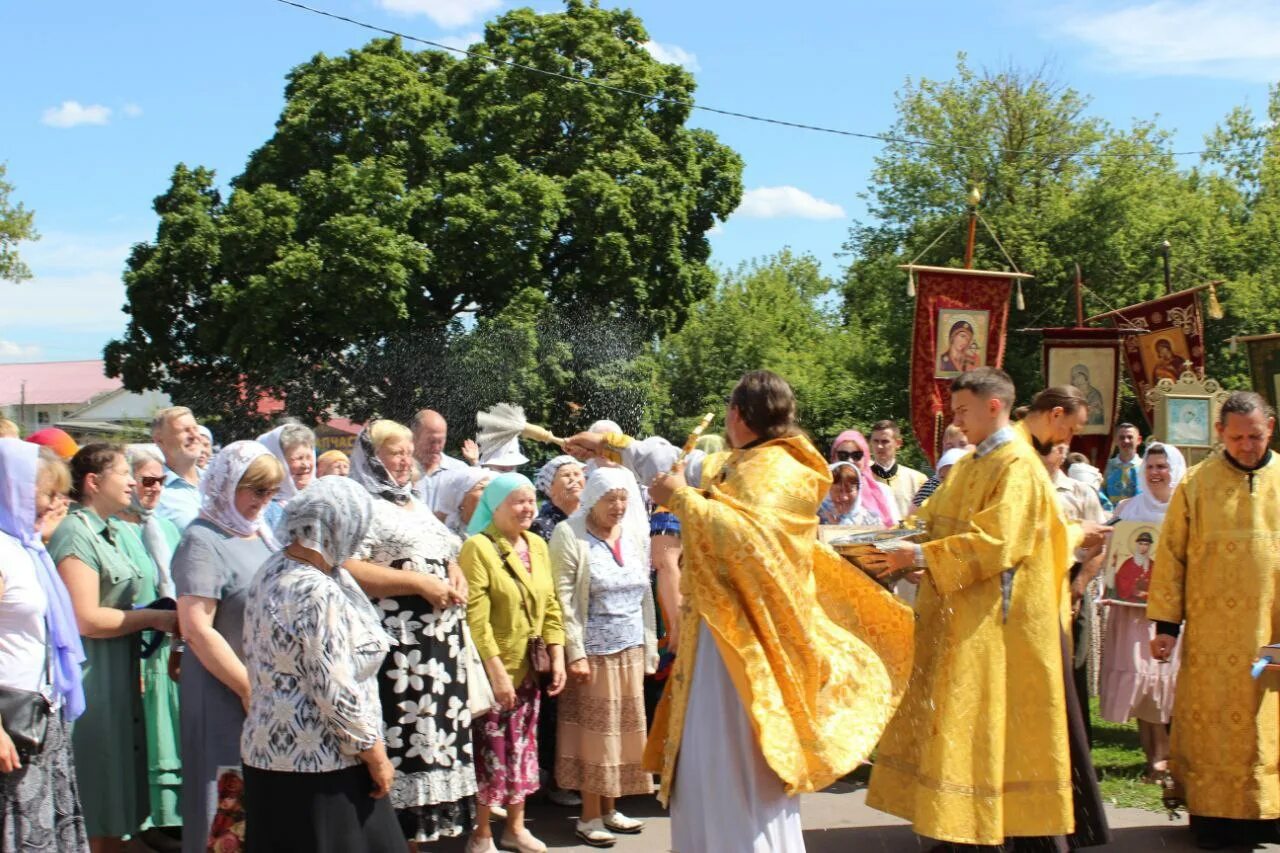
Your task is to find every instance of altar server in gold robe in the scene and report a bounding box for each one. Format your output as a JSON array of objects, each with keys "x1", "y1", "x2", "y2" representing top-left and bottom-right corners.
[
  {"x1": 565, "y1": 370, "x2": 914, "y2": 853},
  {"x1": 1148, "y1": 390, "x2": 1280, "y2": 850},
  {"x1": 864, "y1": 370, "x2": 1110, "y2": 851}
]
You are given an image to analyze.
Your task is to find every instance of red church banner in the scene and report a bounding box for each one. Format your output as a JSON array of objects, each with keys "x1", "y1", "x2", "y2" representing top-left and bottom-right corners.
[
  {"x1": 1041, "y1": 326, "x2": 1125, "y2": 468},
  {"x1": 907, "y1": 266, "x2": 1020, "y2": 465},
  {"x1": 1089, "y1": 289, "x2": 1206, "y2": 427}
]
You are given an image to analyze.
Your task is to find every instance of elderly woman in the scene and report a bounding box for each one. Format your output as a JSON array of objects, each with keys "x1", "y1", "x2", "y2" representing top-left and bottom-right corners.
[
  {"x1": 828, "y1": 430, "x2": 898, "y2": 525},
  {"x1": 550, "y1": 468, "x2": 657, "y2": 847},
  {"x1": 317, "y1": 449, "x2": 351, "y2": 478},
  {"x1": 195, "y1": 427, "x2": 213, "y2": 471},
  {"x1": 461, "y1": 474, "x2": 567, "y2": 853},
  {"x1": 0, "y1": 440, "x2": 89, "y2": 852},
  {"x1": 240, "y1": 477, "x2": 400, "y2": 852},
  {"x1": 530, "y1": 456, "x2": 584, "y2": 542},
  {"x1": 818, "y1": 462, "x2": 885, "y2": 527},
  {"x1": 50, "y1": 444, "x2": 180, "y2": 852},
  {"x1": 170, "y1": 442, "x2": 282, "y2": 853},
  {"x1": 259, "y1": 423, "x2": 317, "y2": 531},
  {"x1": 117, "y1": 447, "x2": 184, "y2": 845},
  {"x1": 343, "y1": 421, "x2": 476, "y2": 847},
  {"x1": 437, "y1": 466, "x2": 492, "y2": 537}
]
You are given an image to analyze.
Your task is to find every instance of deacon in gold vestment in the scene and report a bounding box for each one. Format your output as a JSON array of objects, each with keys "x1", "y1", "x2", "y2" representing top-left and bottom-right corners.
[
  {"x1": 865, "y1": 372, "x2": 1110, "y2": 851},
  {"x1": 566, "y1": 370, "x2": 914, "y2": 853},
  {"x1": 1147, "y1": 391, "x2": 1280, "y2": 849}
]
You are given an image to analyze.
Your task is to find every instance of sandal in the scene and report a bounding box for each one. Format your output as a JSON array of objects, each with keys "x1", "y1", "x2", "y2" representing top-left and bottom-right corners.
[
  {"x1": 603, "y1": 810, "x2": 644, "y2": 834},
  {"x1": 574, "y1": 818, "x2": 618, "y2": 848},
  {"x1": 499, "y1": 829, "x2": 548, "y2": 853}
]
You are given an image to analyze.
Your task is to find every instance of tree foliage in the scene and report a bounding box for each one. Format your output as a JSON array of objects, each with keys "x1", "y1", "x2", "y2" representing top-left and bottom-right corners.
[
  {"x1": 106, "y1": 0, "x2": 742, "y2": 428},
  {"x1": 0, "y1": 164, "x2": 38, "y2": 283}
]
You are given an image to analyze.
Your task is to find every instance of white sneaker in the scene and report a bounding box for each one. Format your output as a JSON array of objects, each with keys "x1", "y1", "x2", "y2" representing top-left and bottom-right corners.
[
  {"x1": 603, "y1": 809, "x2": 644, "y2": 834},
  {"x1": 546, "y1": 786, "x2": 582, "y2": 807},
  {"x1": 467, "y1": 835, "x2": 498, "y2": 853},
  {"x1": 574, "y1": 818, "x2": 617, "y2": 848}
]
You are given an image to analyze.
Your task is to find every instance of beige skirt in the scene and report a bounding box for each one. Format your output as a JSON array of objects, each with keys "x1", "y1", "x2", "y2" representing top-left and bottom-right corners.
[{"x1": 555, "y1": 645, "x2": 651, "y2": 797}]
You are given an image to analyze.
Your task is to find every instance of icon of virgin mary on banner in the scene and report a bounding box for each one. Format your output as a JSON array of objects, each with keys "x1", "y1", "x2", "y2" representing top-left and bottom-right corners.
[{"x1": 908, "y1": 266, "x2": 1024, "y2": 464}]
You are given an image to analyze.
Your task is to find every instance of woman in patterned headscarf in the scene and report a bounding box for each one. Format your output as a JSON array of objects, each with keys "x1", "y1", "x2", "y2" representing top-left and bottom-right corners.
[
  {"x1": 343, "y1": 420, "x2": 477, "y2": 849},
  {"x1": 169, "y1": 441, "x2": 283, "y2": 853}
]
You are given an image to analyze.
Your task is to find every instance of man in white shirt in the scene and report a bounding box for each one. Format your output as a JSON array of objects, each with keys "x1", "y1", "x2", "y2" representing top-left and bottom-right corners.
[
  {"x1": 153, "y1": 406, "x2": 205, "y2": 530},
  {"x1": 410, "y1": 409, "x2": 474, "y2": 514},
  {"x1": 868, "y1": 419, "x2": 928, "y2": 520}
]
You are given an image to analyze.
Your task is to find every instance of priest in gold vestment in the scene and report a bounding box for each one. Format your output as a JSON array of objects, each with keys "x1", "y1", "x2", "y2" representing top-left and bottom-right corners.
[
  {"x1": 1147, "y1": 391, "x2": 1280, "y2": 849},
  {"x1": 865, "y1": 371, "x2": 1110, "y2": 851},
  {"x1": 566, "y1": 370, "x2": 915, "y2": 853}
]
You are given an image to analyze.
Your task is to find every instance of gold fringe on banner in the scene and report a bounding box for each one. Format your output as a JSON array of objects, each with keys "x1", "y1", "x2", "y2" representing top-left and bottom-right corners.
[{"x1": 1208, "y1": 281, "x2": 1224, "y2": 320}]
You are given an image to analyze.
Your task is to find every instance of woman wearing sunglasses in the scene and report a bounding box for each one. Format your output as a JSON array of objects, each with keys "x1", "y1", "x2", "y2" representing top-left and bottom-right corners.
[
  {"x1": 115, "y1": 446, "x2": 185, "y2": 850},
  {"x1": 827, "y1": 430, "x2": 898, "y2": 526},
  {"x1": 170, "y1": 442, "x2": 283, "y2": 853}
]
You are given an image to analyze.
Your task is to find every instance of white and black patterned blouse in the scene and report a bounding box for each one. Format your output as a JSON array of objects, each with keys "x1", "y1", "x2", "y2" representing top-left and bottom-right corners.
[{"x1": 240, "y1": 557, "x2": 389, "y2": 773}]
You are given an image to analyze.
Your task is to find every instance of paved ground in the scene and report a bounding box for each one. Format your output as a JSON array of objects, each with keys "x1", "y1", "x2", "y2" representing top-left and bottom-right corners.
[{"x1": 428, "y1": 776, "x2": 1280, "y2": 852}]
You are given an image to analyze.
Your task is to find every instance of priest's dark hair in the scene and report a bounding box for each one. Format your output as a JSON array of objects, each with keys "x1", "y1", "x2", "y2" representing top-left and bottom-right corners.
[
  {"x1": 1218, "y1": 390, "x2": 1276, "y2": 424},
  {"x1": 730, "y1": 370, "x2": 799, "y2": 440},
  {"x1": 951, "y1": 367, "x2": 1015, "y2": 409},
  {"x1": 1028, "y1": 385, "x2": 1088, "y2": 416}
]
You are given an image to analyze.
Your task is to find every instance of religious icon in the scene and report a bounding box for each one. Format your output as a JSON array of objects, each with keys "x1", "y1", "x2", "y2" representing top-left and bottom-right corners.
[
  {"x1": 935, "y1": 308, "x2": 990, "y2": 378},
  {"x1": 1167, "y1": 396, "x2": 1212, "y2": 446},
  {"x1": 1104, "y1": 521, "x2": 1161, "y2": 606},
  {"x1": 1138, "y1": 328, "x2": 1191, "y2": 386},
  {"x1": 1047, "y1": 346, "x2": 1115, "y2": 436}
]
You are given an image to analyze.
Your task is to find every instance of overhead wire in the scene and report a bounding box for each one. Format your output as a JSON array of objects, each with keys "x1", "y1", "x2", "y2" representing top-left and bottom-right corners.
[{"x1": 270, "y1": 0, "x2": 1258, "y2": 162}]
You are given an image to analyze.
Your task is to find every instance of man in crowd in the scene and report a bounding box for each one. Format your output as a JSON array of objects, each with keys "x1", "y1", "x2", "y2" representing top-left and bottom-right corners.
[
  {"x1": 410, "y1": 408, "x2": 474, "y2": 513},
  {"x1": 152, "y1": 405, "x2": 205, "y2": 530},
  {"x1": 1104, "y1": 422, "x2": 1144, "y2": 503},
  {"x1": 865, "y1": 371, "x2": 1110, "y2": 851},
  {"x1": 869, "y1": 419, "x2": 928, "y2": 519},
  {"x1": 1148, "y1": 391, "x2": 1280, "y2": 849}
]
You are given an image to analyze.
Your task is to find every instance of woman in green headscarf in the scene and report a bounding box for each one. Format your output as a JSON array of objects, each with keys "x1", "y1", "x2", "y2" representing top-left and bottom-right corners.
[{"x1": 460, "y1": 474, "x2": 567, "y2": 853}]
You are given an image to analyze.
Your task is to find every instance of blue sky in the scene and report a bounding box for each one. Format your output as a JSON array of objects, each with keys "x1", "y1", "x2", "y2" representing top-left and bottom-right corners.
[{"x1": 2, "y1": 0, "x2": 1277, "y2": 363}]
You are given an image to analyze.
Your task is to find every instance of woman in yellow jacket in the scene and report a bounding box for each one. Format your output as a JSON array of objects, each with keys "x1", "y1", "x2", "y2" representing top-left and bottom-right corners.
[{"x1": 460, "y1": 473, "x2": 566, "y2": 853}]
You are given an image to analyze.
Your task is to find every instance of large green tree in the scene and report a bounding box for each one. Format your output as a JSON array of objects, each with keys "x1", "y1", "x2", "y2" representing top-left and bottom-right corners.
[
  {"x1": 106, "y1": 0, "x2": 742, "y2": 426},
  {"x1": 0, "y1": 164, "x2": 38, "y2": 283}
]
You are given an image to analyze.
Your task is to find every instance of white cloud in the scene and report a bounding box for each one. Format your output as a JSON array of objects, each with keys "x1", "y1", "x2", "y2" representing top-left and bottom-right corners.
[
  {"x1": 433, "y1": 31, "x2": 483, "y2": 53},
  {"x1": 40, "y1": 100, "x2": 112, "y2": 128},
  {"x1": 122, "y1": 103, "x2": 143, "y2": 118},
  {"x1": 0, "y1": 340, "x2": 42, "y2": 361},
  {"x1": 643, "y1": 40, "x2": 700, "y2": 72},
  {"x1": 736, "y1": 186, "x2": 846, "y2": 220},
  {"x1": 375, "y1": 0, "x2": 502, "y2": 29},
  {"x1": 1, "y1": 231, "x2": 136, "y2": 333},
  {"x1": 1056, "y1": 0, "x2": 1280, "y2": 80}
]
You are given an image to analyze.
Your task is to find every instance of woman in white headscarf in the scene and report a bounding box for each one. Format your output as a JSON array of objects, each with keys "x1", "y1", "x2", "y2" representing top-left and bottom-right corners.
[
  {"x1": 436, "y1": 466, "x2": 493, "y2": 538},
  {"x1": 818, "y1": 461, "x2": 887, "y2": 527},
  {"x1": 549, "y1": 468, "x2": 658, "y2": 848},
  {"x1": 170, "y1": 441, "x2": 283, "y2": 853},
  {"x1": 1098, "y1": 441, "x2": 1186, "y2": 781},
  {"x1": 258, "y1": 423, "x2": 317, "y2": 532}
]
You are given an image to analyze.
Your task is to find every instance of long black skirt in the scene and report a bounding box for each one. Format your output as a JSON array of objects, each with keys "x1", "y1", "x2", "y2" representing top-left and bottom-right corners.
[{"x1": 243, "y1": 765, "x2": 402, "y2": 853}]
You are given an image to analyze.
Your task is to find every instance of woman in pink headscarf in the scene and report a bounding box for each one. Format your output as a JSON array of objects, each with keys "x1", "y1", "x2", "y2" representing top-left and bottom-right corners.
[{"x1": 828, "y1": 430, "x2": 899, "y2": 526}]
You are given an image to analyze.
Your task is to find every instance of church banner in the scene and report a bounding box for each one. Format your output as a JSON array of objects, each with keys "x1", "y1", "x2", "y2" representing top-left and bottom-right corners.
[
  {"x1": 1240, "y1": 332, "x2": 1280, "y2": 450},
  {"x1": 907, "y1": 266, "x2": 1020, "y2": 464},
  {"x1": 1089, "y1": 289, "x2": 1205, "y2": 427},
  {"x1": 1041, "y1": 326, "x2": 1124, "y2": 468}
]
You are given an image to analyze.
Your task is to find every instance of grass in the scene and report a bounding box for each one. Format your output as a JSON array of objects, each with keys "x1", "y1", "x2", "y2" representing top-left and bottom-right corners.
[{"x1": 1088, "y1": 697, "x2": 1166, "y2": 812}]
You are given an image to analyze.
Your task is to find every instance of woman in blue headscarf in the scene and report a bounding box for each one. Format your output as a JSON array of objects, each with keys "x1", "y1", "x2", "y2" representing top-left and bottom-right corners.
[
  {"x1": 0, "y1": 439, "x2": 89, "y2": 852},
  {"x1": 460, "y1": 474, "x2": 566, "y2": 853}
]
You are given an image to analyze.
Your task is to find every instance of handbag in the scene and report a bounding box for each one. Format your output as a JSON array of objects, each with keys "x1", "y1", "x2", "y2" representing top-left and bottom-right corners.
[
  {"x1": 483, "y1": 533, "x2": 552, "y2": 675},
  {"x1": 461, "y1": 623, "x2": 496, "y2": 718},
  {"x1": 206, "y1": 766, "x2": 246, "y2": 853},
  {"x1": 0, "y1": 627, "x2": 53, "y2": 760}
]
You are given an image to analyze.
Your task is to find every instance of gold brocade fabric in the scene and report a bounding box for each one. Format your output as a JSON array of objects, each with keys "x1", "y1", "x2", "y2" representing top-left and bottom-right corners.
[
  {"x1": 1147, "y1": 452, "x2": 1280, "y2": 820},
  {"x1": 643, "y1": 434, "x2": 915, "y2": 805},
  {"x1": 866, "y1": 423, "x2": 1078, "y2": 845}
]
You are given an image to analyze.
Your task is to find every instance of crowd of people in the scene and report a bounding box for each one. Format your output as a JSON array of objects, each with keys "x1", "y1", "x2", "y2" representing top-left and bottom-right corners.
[{"x1": 0, "y1": 365, "x2": 1277, "y2": 853}]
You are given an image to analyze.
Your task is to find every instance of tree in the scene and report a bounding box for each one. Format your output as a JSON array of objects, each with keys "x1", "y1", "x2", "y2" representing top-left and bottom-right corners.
[
  {"x1": 106, "y1": 0, "x2": 742, "y2": 425},
  {"x1": 0, "y1": 164, "x2": 38, "y2": 283}
]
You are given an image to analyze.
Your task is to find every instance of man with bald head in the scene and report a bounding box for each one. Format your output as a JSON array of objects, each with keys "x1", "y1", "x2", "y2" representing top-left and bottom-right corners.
[{"x1": 411, "y1": 409, "x2": 475, "y2": 514}]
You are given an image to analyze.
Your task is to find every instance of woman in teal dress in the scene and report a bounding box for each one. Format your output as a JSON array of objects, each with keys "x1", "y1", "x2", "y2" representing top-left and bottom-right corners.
[
  {"x1": 49, "y1": 444, "x2": 179, "y2": 853},
  {"x1": 117, "y1": 446, "x2": 184, "y2": 849}
]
